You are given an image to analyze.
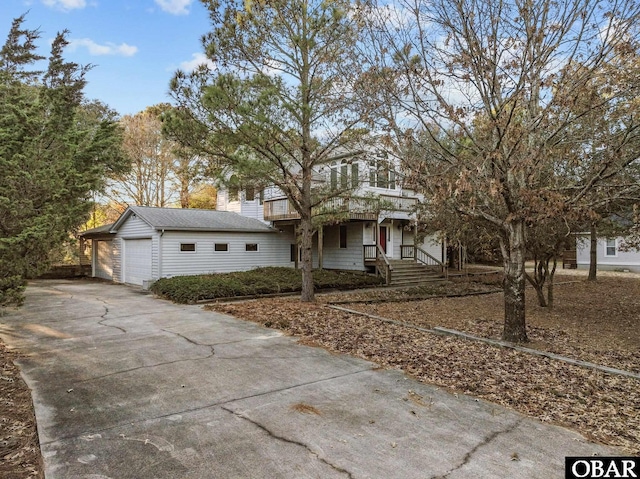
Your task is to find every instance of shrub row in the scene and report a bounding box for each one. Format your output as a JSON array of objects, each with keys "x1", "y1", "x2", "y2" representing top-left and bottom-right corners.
[{"x1": 150, "y1": 267, "x2": 383, "y2": 303}]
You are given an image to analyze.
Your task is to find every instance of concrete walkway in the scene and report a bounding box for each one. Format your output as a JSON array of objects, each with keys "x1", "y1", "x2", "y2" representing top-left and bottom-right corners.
[{"x1": 0, "y1": 280, "x2": 616, "y2": 479}]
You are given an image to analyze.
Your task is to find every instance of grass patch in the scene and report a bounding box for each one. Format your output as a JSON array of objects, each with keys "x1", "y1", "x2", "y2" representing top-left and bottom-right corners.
[{"x1": 150, "y1": 267, "x2": 383, "y2": 303}]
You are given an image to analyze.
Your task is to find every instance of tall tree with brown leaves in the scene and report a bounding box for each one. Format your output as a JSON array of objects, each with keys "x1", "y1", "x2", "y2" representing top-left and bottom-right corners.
[{"x1": 364, "y1": 0, "x2": 640, "y2": 341}]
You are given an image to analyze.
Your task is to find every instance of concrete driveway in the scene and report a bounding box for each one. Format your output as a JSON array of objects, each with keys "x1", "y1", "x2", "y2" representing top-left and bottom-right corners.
[{"x1": 0, "y1": 280, "x2": 616, "y2": 478}]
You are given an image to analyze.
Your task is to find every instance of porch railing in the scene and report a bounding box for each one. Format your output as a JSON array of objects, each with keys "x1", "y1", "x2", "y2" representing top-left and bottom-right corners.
[
  {"x1": 401, "y1": 245, "x2": 448, "y2": 278},
  {"x1": 264, "y1": 194, "x2": 418, "y2": 221},
  {"x1": 364, "y1": 244, "x2": 392, "y2": 285}
]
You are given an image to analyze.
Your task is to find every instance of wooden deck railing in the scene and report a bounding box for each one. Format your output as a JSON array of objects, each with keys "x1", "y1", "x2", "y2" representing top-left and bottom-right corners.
[{"x1": 264, "y1": 194, "x2": 418, "y2": 221}]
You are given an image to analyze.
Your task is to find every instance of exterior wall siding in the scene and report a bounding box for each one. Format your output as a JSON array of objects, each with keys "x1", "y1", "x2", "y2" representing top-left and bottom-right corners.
[
  {"x1": 160, "y1": 230, "x2": 295, "y2": 277},
  {"x1": 240, "y1": 197, "x2": 265, "y2": 222},
  {"x1": 420, "y1": 234, "x2": 444, "y2": 262},
  {"x1": 576, "y1": 236, "x2": 640, "y2": 272},
  {"x1": 117, "y1": 215, "x2": 155, "y2": 238},
  {"x1": 111, "y1": 238, "x2": 122, "y2": 283},
  {"x1": 320, "y1": 223, "x2": 365, "y2": 271}
]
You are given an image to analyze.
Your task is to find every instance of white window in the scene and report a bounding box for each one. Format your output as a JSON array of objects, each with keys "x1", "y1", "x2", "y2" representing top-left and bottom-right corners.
[
  {"x1": 605, "y1": 238, "x2": 617, "y2": 257},
  {"x1": 368, "y1": 156, "x2": 396, "y2": 190},
  {"x1": 351, "y1": 162, "x2": 359, "y2": 188},
  {"x1": 329, "y1": 160, "x2": 355, "y2": 190},
  {"x1": 180, "y1": 243, "x2": 196, "y2": 252},
  {"x1": 214, "y1": 243, "x2": 229, "y2": 252},
  {"x1": 245, "y1": 243, "x2": 258, "y2": 252},
  {"x1": 330, "y1": 162, "x2": 338, "y2": 190}
]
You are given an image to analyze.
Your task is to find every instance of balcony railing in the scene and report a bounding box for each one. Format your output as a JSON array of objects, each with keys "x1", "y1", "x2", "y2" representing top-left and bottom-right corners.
[{"x1": 263, "y1": 194, "x2": 418, "y2": 221}]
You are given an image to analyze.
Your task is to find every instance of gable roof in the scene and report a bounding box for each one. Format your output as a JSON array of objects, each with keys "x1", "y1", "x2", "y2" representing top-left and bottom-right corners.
[{"x1": 110, "y1": 206, "x2": 276, "y2": 233}]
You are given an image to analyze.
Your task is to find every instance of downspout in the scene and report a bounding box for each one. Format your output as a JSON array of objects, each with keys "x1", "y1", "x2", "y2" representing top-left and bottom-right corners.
[{"x1": 158, "y1": 229, "x2": 164, "y2": 280}]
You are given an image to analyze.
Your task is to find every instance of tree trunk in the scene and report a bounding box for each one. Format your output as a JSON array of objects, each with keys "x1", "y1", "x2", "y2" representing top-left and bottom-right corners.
[
  {"x1": 299, "y1": 163, "x2": 315, "y2": 302},
  {"x1": 588, "y1": 222, "x2": 597, "y2": 281},
  {"x1": 548, "y1": 256, "x2": 557, "y2": 308},
  {"x1": 180, "y1": 178, "x2": 190, "y2": 208},
  {"x1": 532, "y1": 282, "x2": 547, "y2": 307},
  {"x1": 502, "y1": 220, "x2": 528, "y2": 342},
  {"x1": 299, "y1": 215, "x2": 315, "y2": 302},
  {"x1": 526, "y1": 257, "x2": 548, "y2": 307}
]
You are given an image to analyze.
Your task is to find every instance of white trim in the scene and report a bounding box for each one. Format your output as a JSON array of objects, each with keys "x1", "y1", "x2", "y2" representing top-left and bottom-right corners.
[
  {"x1": 245, "y1": 243, "x2": 259, "y2": 252},
  {"x1": 180, "y1": 242, "x2": 197, "y2": 253},
  {"x1": 214, "y1": 243, "x2": 230, "y2": 253},
  {"x1": 604, "y1": 238, "x2": 618, "y2": 257}
]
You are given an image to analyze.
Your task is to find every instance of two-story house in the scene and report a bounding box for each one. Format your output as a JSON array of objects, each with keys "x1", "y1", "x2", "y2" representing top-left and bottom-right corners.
[{"x1": 216, "y1": 151, "x2": 446, "y2": 286}]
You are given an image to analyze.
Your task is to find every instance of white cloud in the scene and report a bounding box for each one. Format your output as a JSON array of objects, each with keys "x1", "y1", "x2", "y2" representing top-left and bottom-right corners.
[
  {"x1": 42, "y1": 0, "x2": 87, "y2": 11},
  {"x1": 179, "y1": 53, "x2": 215, "y2": 72},
  {"x1": 155, "y1": 0, "x2": 193, "y2": 15},
  {"x1": 69, "y1": 38, "x2": 138, "y2": 57}
]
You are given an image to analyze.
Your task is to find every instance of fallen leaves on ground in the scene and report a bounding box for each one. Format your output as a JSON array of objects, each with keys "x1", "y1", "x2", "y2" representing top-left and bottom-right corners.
[
  {"x1": 0, "y1": 343, "x2": 43, "y2": 479},
  {"x1": 207, "y1": 274, "x2": 640, "y2": 455}
]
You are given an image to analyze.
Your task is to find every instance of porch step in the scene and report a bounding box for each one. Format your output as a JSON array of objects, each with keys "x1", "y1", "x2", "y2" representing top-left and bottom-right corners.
[{"x1": 387, "y1": 260, "x2": 445, "y2": 286}]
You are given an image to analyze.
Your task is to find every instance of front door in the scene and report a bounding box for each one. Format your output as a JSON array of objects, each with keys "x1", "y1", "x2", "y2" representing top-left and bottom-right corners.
[{"x1": 379, "y1": 226, "x2": 387, "y2": 253}]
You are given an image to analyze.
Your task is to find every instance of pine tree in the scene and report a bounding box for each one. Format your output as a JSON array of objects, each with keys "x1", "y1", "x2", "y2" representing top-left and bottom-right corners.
[{"x1": 0, "y1": 15, "x2": 127, "y2": 305}]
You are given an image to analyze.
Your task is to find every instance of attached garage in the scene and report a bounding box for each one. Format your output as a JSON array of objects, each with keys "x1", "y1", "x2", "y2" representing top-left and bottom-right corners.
[
  {"x1": 82, "y1": 206, "x2": 295, "y2": 288},
  {"x1": 123, "y1": 238, "x2": 152, "y2": 286}
]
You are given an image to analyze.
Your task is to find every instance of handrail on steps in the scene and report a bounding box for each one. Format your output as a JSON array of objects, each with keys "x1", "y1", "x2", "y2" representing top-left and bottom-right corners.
[
  {"x1": 401, "y1": 244, "x2": 448, "y2": 279},
  {"x1": 376, "y1": 244, "x2": 392, "y2": 285},
  {"x1": 364, "y1": 244, "x2": 393, "y2": 284}
]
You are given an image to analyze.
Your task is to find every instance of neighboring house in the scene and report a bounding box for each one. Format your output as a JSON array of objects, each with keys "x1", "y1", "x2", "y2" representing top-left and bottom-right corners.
[
  {"x1": 216, "y1": 151, "x2": 446, "y2": 283},
  {"x1": 576, "y1": 235, "x2": 640, "y2": 273},
  {"x1": 80, "y1": 206, "x2": 295, "y2": 286}
]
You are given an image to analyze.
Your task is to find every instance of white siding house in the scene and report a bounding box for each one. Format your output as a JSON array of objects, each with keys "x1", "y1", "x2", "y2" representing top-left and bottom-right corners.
[
  {"x1": 576, "y1": 235, "x2": 640, "y2": 273},
  {"x1": 215, "y1": 151, "x2": 448, "y2": 281},
  {"x1": 82, "y1": 206, "x2": 295, "y2": 286}
]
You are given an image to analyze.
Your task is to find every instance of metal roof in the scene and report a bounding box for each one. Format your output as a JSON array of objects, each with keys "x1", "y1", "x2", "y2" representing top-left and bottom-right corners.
[{"x1": 111, "y1": 206, "x2": 276, "y2": 233}]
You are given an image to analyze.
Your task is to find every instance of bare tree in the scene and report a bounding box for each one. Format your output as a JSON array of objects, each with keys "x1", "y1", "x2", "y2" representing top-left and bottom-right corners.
[
  {"x1": 364, "y1": 0, "x2": 640, "y2": 341},
  {"x1": 107, "y1": 105, "x2": 176, "y2": 207}
]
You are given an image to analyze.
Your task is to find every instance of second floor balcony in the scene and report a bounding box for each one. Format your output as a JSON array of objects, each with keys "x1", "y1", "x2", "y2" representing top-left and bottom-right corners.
[{"x1": 263, "y1": 194, "x2": 418, "y2": 222}]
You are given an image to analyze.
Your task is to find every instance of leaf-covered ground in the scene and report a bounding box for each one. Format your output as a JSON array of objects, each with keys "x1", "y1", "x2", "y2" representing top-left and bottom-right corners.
[
  {"x1": 0, "y1": 343, "x2": 42, "y2": 479},
  {"x1": 207, "y1": 270, "x2": 640, "y2": 455}
]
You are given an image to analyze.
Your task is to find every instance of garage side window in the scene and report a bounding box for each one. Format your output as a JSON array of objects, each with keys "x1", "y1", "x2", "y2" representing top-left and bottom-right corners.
[
  {"x1": 245, "y1": 243, "x2": 258, "y2": 252},
  {"x1": 214, "y1": 243, "x2": 229, "y2": 252},
  {"x1": 180, "y1": 243, "x2": 196, "y2": 252}
]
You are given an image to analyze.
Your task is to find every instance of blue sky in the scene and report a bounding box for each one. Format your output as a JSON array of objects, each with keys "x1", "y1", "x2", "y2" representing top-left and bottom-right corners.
[{"x1": 0, "y1": 0, "x2": 214, "y2": 115}]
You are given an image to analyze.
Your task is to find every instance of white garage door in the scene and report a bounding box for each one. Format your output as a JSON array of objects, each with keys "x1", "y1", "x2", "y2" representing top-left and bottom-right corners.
[
  {"x1": 124, "y1": 239, "x2": 152, "y2": 286},
  {"x1": 95, "y1": 240, "x2": 113, "y2": 280}
]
